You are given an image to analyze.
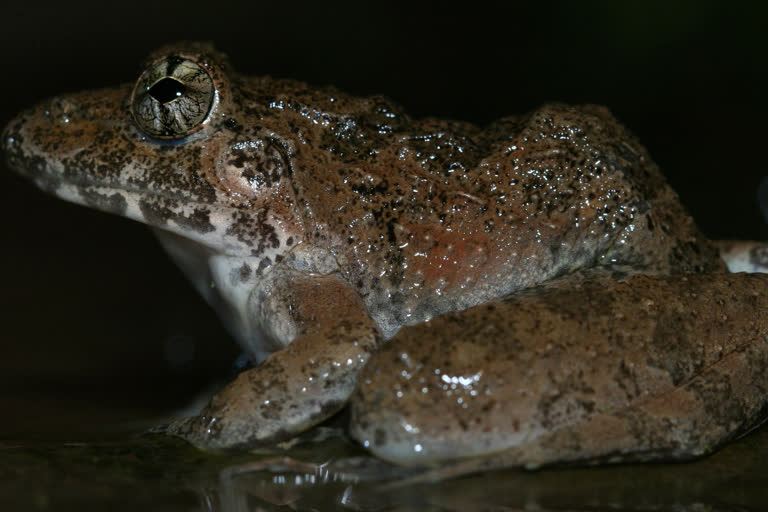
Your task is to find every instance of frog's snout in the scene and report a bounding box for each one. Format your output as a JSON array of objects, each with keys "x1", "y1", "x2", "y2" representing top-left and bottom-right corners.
[
  {"x1": 4, "y1": 94, "x2": 103, "y2": 181},
  {"x1": 43, "y1": 96, "x2": 81, "y2": 126},
  {"x1": 2, "y1": 97, "x2": 88, "y2": 192},
  {"x1": 3, "y1": 114, "x2": 26, "y2": 174}
]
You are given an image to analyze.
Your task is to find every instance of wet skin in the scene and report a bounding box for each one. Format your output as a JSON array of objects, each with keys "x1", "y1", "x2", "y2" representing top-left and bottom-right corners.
[{"x1": 4, "y1": 43, "x2": 768, "y2": 472}]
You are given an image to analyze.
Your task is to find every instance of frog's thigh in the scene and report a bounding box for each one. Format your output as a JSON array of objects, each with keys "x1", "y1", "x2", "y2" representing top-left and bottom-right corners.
[
  {"x1": 349, "y1": 272, "x2": 768, "y2": 469},
  {"x1": 165, "y1": 274, "x2": 381, "y2": 451}
]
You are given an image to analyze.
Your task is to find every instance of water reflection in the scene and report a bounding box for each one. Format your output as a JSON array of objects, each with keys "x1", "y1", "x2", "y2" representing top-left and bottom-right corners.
[{"x1": 2, "y1": 425, "x2": 767, "y2": 511}]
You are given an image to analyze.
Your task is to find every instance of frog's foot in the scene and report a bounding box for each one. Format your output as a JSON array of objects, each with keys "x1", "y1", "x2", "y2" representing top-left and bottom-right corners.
[
  {"x1": 350, "y1": 271, "x2": 768, "y2": 472},
  {"x1": 716, "y1": 240, "x2": 768, "y2": 273},
  {"x1": 164, "y1": 324, "x2": 379, "y2": 451}
]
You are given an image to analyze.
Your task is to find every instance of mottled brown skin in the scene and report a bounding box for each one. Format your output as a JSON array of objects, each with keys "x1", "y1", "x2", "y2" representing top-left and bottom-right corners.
[
  {"x1": 4, "y1": 43, "x2": 767, "y2": 472},
  {"x1": 352, "y1": 271, "x2": 768, "y2": 469},
  {"x1": 185, "y1": 272, "x2": 381, "y2": 448}
]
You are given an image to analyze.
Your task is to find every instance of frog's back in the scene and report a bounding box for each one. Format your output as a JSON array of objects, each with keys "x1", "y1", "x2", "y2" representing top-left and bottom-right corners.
[{"x1": 260, "y1": 92, "x2": 722, "y2": 332}]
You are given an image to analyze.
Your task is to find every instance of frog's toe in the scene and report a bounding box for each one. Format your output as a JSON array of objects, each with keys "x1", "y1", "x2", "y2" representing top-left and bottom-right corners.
[
  {"x1": 160, "y1": 386, "x2": 332, "y2": 452},
  {"x1": 161, "y1": 404, "x2": 297, "y2": 452},
  {"x1": 160, "y1": 347, "x2": 359, "y2": 451},
  {"x1": 161, "y1": 411, "x2": 279, "y2": 452},
  {"x1": 164, "y1": 415, "x2": 253, "y2": 451}
]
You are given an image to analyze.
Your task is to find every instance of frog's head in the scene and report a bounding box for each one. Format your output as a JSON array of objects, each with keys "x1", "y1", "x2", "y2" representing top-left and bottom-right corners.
[{"x1": 3, "y1": 43, "x2": 302, "y2": 262}]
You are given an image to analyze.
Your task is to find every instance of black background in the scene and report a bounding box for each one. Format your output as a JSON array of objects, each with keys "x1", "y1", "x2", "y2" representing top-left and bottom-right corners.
[{"x1": 1, "y1": 1, "x2": 766, "y2": 437}]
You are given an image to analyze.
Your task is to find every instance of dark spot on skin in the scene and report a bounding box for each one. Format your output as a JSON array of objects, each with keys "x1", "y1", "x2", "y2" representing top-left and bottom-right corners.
[
  {"x1": 228, "y1": 150, "x2": 249, "y2": 169},
  {"x1": 80, "y1": 188, "x2": 128, "y2": 215},
  {"x1": 178, "y1": 208, "x2": 215, "y2": 233},
  {"x1": 238, "y1": 263, "x2": 252, "y2": 282},
  {"x1": 225, "y1": 118, "x2": 242, "y2": 133},
  {"x1": 139, "y1": 198, "x2": 215, "y2": 233},
  {"x1": 226, "y1": 138, "x2": 292, "y2": 191},
  {"x1": 256, "y1": 256, "x2": 272, "y2": 275},
  {"x1": 226, "y1": 209, "x2": 279, "y2": 252},
  {"x1": 139, "y1": 199, "x2": 170, "y2": 227}
]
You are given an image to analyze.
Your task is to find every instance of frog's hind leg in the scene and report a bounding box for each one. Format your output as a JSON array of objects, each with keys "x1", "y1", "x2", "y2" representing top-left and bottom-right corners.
[
  {"x1": 350, "y1": 271, "x2": 768, "y2": 476},
  {"x1": 414, "y1": 336, "x2": 768, "y2": 482}
]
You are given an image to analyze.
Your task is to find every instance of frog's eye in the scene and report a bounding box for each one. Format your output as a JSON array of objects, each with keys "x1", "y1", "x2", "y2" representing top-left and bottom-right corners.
[{"x1": 131, "y1": 56, "x2": 215, "y2": 139}]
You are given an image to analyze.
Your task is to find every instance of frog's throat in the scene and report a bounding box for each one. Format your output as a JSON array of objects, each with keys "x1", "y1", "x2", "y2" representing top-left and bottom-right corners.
[
  {"x1": 19, "y1": 153, "x2": 287, "y2": 259},
  {"x1": 153, "y1": 229, "x2": 282, "y2": 362}
]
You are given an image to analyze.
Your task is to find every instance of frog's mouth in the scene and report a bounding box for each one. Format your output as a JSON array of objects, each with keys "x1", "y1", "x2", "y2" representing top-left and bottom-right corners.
[
  {"x1": 5, "y1": 140, "x2": 241, "y2": 256},
  {"x1": 4, "y1": 104, "x2": 252, "y2": 258},
  {"x1": 4, "y1": 107, "x2": 300, "y2": 361}
]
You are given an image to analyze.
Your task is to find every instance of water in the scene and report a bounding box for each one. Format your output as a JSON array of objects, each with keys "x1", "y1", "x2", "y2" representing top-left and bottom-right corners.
[{"x1": 2, "y1": 420, "x2": 767, "y2": 511}]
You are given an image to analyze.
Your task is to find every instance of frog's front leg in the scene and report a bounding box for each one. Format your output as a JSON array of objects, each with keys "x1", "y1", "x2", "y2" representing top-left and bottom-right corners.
[{"x1": 165, "y1": 270, "x2": 382, "y2": 451}]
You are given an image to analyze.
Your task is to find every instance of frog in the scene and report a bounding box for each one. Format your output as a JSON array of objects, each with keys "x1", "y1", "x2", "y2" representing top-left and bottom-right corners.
[{"x1": 4, "y1": 42, "x2": 768, "y2": 474}]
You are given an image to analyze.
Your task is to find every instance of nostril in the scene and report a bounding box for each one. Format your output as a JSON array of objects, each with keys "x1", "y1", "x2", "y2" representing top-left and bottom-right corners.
[
  {"x1": 46, "y1": 97, "x2": 79, "y2": 125},
  {"x1": 2, "y1": 120, "x2": 21, "y2": 157}
]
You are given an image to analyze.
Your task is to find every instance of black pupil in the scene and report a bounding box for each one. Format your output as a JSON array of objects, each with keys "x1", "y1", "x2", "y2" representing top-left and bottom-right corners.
[{"x1": 149, "y1": 77, "x2": 186, "y2": 104}]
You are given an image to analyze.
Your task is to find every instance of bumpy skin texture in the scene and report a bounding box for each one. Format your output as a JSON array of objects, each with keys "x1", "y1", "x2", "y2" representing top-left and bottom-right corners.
[
  {"x1": 2, "y1": 43, "x2": 723, "y2": 342},
  {"x1": 4, "y1": 43, "x2": 767, "y2": 471},
  {"x1": 352, "y1": 271, "x2": 768, "y2": 469}
]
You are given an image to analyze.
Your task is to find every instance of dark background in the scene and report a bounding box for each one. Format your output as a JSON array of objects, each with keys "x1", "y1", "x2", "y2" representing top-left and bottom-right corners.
[{"x1": 1, "y1": 1, "x2": 766, "y2": 438}]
